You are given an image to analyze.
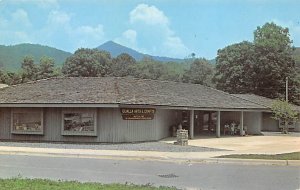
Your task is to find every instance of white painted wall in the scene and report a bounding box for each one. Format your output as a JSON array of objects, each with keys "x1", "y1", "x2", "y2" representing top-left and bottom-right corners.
[
  {"x1": 262, "y1": 112, "x2": 300, "y2": 132},
  {"x1": 244, "y1": 112, "x2": 262, "y2": 135},
  {"x1": 0, "y1": 107, "x2": 176, "y2": 143},
  {"x1": 262, "y1": 112, "x2": 279, "y2": 131},
  {"x1": 295, "y1": 119, "x2": 300, "y2": 132}
]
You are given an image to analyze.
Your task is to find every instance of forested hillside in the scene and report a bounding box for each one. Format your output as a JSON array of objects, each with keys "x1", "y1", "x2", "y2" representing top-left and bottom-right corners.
[{"x1": 0, "y1": 44, "x2": 72, "y2": 71}]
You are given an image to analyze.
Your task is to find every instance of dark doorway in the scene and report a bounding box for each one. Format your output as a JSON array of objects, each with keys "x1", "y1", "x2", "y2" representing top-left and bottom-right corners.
[
  {"x1": 194, "y1": 111, "x2": 217, "y2": 135},
  {"x1": 181, "y1": 110, "x2": 189, "y2": 130}
]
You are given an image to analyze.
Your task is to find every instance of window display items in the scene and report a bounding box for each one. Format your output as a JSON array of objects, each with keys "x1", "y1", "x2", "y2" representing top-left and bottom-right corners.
[
  {"x1": 63, "y1": 113, "x2": 95, "y2": 132},
  {"x1": 12, "y1": 112, "x2": 42, "y2": 132}
]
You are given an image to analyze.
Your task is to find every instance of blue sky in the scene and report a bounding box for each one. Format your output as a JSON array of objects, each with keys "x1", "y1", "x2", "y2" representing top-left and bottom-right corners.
[{"x1": 0, "y1": 0, "x2": 299, "y2": 59}]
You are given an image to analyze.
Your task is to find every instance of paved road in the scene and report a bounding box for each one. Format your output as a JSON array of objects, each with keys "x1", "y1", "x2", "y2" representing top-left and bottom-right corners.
[{"x1": 0, "y1": 154, "x2": 299, "y2": 190}]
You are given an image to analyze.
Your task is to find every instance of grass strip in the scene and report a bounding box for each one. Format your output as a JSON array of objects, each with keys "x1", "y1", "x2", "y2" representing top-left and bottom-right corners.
[
  {"x1": 216, "y1": 152, "x2": 300, "y2": 160},
  {"x1": 0, "y1": 178, "x2": 178, "y2": 190}
]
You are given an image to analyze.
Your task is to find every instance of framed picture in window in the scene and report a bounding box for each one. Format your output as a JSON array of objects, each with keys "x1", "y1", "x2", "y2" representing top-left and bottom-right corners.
[{"x1": 61, "y1": 108, "x2": 97, "y2": 136}]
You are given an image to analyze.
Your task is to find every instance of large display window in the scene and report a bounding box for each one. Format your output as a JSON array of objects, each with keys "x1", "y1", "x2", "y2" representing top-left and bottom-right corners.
[
  {"x1": 62, "y1": 109, "x2": 97, "y2": 136},
  {"x1": 11, "y1": 108, "x2": 43, "y2": 135}
]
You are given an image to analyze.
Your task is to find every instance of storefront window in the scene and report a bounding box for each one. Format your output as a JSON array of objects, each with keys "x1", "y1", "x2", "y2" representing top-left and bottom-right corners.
[
  {"x1": 11, "y1": 109, "x2": 43, "y2": 134},
  {"x1": 62, "y1": 110, "x2": 97, "y2": 136}
]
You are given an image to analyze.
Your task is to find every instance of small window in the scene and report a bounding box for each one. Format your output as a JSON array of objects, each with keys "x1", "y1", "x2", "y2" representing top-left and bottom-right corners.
[
  {"x1": 11, "y1": 108, "x2": 43, "y2": 135},
  {"x1": 62, "y1": 109, "x2": 97, "y2": 136},
  {"x1": 279, "y1": 119, "x2": 296, "y2": 129}
]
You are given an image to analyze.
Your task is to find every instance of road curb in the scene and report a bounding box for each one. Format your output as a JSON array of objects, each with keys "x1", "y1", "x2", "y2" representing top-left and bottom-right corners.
[
  {"x1": 203, "y1": 158, "x2": 300, "y2": 166},
  {"x1": 0, "y1": 149, "x2": 299, "y2": 166}
]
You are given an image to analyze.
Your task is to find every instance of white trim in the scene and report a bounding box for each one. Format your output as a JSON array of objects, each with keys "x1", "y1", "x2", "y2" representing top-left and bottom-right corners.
[
  {"x1": 190, "y1": 110, "x2": 194, "y2": 139},
  {"x1": 216, "y1": 111, "x2": 221, "y2": 138},
  {"x1": 240, "y1": 111, "x2": 244, "y2": 136},
  {"x1": 0, "y1": 103, "x2": 270, "y2": 112},
  {"x1": 119, "y1": 104, "x2": 269, "y2": 112}
]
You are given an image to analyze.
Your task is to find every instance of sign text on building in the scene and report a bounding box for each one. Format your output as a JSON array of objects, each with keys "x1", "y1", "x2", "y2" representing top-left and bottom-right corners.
[{"x1": 120, "y1": 108, "x2": 156, "y2": 120}]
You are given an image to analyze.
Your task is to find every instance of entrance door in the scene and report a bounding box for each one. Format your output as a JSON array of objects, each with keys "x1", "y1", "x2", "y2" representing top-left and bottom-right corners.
[
  {"x1": 194, "y1": 111, "x2": 217, "y2": 135},
  {"x1": 193, "y1": 111, "x2": 203, "y2": 135}
]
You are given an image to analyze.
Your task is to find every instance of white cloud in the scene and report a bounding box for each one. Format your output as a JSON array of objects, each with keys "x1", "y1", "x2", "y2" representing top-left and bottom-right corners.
[
  {"x1": 38, "y1": 10, "x2": 72, "y2": 44},
  {"x1": 130, "y1": 4, "x2": 169, "y2": 26},
  {"x1": 0, "y1": 7, "x2": 106, "y2": 51},
  {"x1": 74, "y1": 24, "x2": 105, "y2": 48},
  {"x1": 163, "y1": 36, "x2": 190, "y2": 57},
  {"x1": 115, "y1": 29, "x2": 137, "y2": 49},
  {"x1": 122, "y1": 29, "x2": 137, "y2": 44},
  {"x1": 12, "y1": 9, "x2": 31, "y2": 27},
  {"x1": 76, "y1": 25, "x2": 104, "y2": 40},
  {"x1": 0, "y1": 9, "x2": 32, "y2": 45},
  {"x1": 47, "y1": 10, "x2": 71, "y2": 26},
  {"x1": 38, "y1": 10, "x2": 106, "y2": 51},
  {"x1": 0, "y1": 17, "x2": 8, "y2": 28},
  {"x1": 0, "y1": 9, "x2": 32, "y2": 29},
  {"x1": 123, "y1": 4, "x2": 190, "y2": 58}
]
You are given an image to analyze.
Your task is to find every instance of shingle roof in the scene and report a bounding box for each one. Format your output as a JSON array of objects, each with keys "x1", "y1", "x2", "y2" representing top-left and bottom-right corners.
[
  {"x1": 233, "y1": 94, "x2": 300, "y2": 112},
  {"x1": 0, "y1": 77, "x2": 267, "y2": 110}
]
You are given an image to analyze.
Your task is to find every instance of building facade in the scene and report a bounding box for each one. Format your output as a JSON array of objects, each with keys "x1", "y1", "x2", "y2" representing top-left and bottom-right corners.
[{"x1": 0, "y1": 77, "x2": 298, "y2": 143}]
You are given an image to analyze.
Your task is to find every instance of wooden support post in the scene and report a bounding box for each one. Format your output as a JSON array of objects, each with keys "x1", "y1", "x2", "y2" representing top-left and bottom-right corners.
[
  {"x1": 240, "y1": 111, "x2": 244, "y2": 136},
  {"x1": 208, "y1": 112, "x2": 212, "y2": 131},
  {"x1": 216, "y1": 111, "x2": 221, "y2": 138},
  {"x1": 190, "y1": 110, "x2": 194, "y2": 139}
]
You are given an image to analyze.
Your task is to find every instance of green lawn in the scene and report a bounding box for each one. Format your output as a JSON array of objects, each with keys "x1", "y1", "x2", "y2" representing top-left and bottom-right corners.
[
  {"x1": 216, "y1": 152, "x2": 300, "y2": 160},
  {"x1": 0, "y1": 178, "x2": 177, "y2": 190}
]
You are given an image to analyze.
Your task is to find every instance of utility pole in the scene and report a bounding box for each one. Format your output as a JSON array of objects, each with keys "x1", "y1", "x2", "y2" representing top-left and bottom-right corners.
[{"x1": 286, "y1": 77, "x2": 288, "y2": 102}]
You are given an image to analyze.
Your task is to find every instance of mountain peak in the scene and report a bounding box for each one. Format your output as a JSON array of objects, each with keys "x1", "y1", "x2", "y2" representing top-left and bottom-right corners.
[
  {"x1": 96, "y1": 41, "x2": 182, "y2": 62},
  {"x1": 97, "y1": 41, "x2": 145, "y2": 60},
  {"x1": 102, "y1": 40, "x2": 117, "y2": 45}
]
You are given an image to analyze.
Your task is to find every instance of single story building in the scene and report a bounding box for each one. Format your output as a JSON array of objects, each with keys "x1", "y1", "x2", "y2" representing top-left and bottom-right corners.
[
  {"x1": 233, "y1": 94, "x2": 300, "y2": 132},
  {"x1": 0, "y1": 77, "x2": 298, "y2": 143}
]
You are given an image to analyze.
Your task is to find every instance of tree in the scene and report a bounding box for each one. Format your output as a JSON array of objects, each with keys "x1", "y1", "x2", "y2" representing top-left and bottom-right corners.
[
  {"x1": 0, "y1": 70, "x2": 8, "y2": 84},
  {"x1": 213, "y1": 22, "x2": 300, "y2": 105},
  {"x1": 160, "y1": 61, "x2": 184, "y2": 82},
  {"x1": 214, "y1": 41, "x2": 255, "y2": 92},
  {"x1": 111, "y1": 53, "x2": 136, "y2": 77},
  {"x1": 38, "y1": 56, "x2": 56, "y2": 79},
  {"x1": 62, "y1": 48, "x2": 112, "y2": 77},
  {"x1": 288, "y1": 73, "x2": 300, "y2": 105},
  {"x1": 271, "y1": 100, "x2": 299, "y2": 134},
  {"x1": 132, "y1": 57, "x2": 163, "y2": 80},
  {"x1": 183, "y1": 58, "x2": 214, "y2": 86},
  {"x1": 132, "y1": 57, "x2": 184, "y2": 82},
  {"x1": 21, "y1": 55, "x2": 38, "y2": 82},
  {"x1": 5, "y1": 71, "x2": 22, "y2": 85},
  {"x1": 94, "y1": 50, "x2": 112, "y2": 76},
  {"x1": 53, "y1": 66, "x2": 63, "y2": 77},
  {"x1": 253, "y1": 22, "x2": 298, "y2": 101}
]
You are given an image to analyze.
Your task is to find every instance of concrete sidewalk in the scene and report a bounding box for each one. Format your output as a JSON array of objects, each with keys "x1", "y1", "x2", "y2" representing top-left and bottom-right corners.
[
  {"x1": 0, "y1": 135, "x2": 299, "y2": 166},
  {"x1": 163, "y1": 135, "x2": 300, "y2": 154}
]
